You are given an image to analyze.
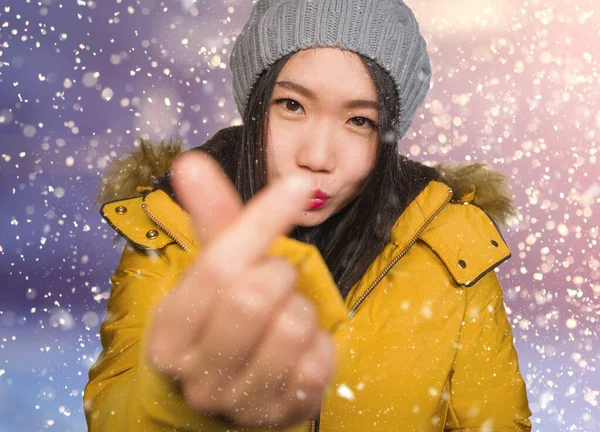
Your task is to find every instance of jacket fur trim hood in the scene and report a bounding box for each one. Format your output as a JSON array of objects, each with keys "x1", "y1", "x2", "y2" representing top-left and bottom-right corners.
[{"x1": 96, "y1": 127, "x2": 518, "y2": 227}]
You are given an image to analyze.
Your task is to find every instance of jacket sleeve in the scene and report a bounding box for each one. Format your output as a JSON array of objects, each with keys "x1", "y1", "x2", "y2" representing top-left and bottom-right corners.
[
  {"x1": 83, "y1": 242, "x2": 267, "y2": 431},
  {"x1": 444, "y1": 270, "x2": 532, "y2": 432}
]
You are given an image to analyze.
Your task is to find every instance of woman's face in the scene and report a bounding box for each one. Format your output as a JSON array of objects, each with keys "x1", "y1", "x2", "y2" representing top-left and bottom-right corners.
[{"x1": 266, "y1": 47, "x2": 379, "y2": 227}]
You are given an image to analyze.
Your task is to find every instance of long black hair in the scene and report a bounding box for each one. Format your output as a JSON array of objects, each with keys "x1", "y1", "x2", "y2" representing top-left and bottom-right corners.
[{"x1": 202, "y1": 50, "x2": 440, "y2": 299}]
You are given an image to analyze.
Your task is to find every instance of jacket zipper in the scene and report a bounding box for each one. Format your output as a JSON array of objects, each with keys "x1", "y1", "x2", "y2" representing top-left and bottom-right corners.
[
  {"x1": 305, "y1": 189, "x2": 453, "y2": 432},
  {"x1": 348, "y1": 189, "x2": 453, "y2": 318},
  {"x1": 141, "y1": 202, "x2": 193, "y2": 252},
  {"x1": 143, "y1": 186, "x2": 451, "y2": 432}
]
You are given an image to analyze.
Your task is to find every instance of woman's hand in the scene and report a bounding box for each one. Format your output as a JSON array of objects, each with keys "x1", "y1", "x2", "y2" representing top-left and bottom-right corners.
[{"x1": 144, "y1": 152, "x2": 336, "y2": 429}]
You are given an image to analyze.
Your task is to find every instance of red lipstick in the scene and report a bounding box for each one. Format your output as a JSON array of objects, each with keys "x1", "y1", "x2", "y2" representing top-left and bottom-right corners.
[{"x1": 308, "y1": 189, "x2": 329, "y2": 210}]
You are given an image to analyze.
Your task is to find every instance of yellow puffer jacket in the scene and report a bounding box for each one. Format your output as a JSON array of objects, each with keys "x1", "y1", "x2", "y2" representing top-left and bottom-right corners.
[{"x1": 84, "y1": 135, "x2": 532, "y2": 432}]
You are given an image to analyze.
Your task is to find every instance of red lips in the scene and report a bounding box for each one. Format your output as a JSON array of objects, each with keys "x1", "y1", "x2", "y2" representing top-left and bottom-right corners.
[
  {"x1": 313, "y1": 189, "x2": 329, "y2": 200},
  {"x1": 308, "y1": 189, "x2": 329, "y2": 210}
]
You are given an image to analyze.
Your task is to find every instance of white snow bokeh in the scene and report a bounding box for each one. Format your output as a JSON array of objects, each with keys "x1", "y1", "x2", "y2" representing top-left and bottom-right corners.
[{"x1": 0, "y1": 0, "x2": 598, "y2": 431}]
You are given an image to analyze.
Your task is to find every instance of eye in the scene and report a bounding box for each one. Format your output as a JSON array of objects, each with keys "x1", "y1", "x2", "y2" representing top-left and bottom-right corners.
[
  {"x1": 349, "y1": 117, "x2": 378, "y2": 129},
  {"x1": 273, "y1": 98, "x2": 377, "y2": 130},
  {"x1": 274, "y1": 98, "x2": 304, "y2": 114}
]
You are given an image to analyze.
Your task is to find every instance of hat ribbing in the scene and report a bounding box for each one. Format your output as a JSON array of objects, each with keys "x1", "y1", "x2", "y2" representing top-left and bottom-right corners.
[{"x1": 230, "y1": 0, "x2": 431, "y2": 140}]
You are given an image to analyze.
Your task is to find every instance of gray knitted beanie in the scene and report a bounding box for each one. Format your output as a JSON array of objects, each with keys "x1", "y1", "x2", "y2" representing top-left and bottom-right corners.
[{"x1": 229, "y1": 0, "x2": 432, "y2": 140}]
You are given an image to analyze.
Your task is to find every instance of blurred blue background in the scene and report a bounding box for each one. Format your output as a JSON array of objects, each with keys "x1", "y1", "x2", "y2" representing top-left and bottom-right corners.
[{"x1": 0, "y1": 0, "x2": 598, "y2": 430}]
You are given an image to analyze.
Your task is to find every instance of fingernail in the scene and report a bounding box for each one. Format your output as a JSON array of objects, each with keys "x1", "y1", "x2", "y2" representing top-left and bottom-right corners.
[{"x1": 172, "y1": 153, "x2": 204, "y2": 182}]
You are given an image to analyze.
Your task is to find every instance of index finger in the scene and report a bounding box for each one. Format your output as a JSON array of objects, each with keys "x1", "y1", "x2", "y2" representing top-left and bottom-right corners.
[
  {"x1": 171, "y1": 151, "x2": 243, "y2": 246},
  {"x1": 201, "y1": 173, "x2": 314, "y2": 279}
]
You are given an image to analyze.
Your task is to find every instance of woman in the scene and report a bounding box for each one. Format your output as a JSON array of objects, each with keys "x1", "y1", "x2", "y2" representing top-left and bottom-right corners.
[{"x1": 84, "y1": 0, "x2": 532, "y2": 431}]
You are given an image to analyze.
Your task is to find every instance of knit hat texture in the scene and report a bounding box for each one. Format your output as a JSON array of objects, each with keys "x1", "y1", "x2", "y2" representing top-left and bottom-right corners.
[{"x1": 229, "y1": 0, "x2": 432, "y2": 140}]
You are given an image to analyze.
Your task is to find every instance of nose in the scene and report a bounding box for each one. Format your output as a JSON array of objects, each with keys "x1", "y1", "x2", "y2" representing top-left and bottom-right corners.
[{"x1": 296, "y1": 124, "x2": 336, "y2": 173}]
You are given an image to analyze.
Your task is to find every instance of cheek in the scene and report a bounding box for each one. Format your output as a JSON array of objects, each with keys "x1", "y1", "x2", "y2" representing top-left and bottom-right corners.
[
  {"x1": 266, "y1": 118, "x2": 297, "y2": 179},
  {"x1": 344, "y1": 144, "x2": 377, "y2": 178}
]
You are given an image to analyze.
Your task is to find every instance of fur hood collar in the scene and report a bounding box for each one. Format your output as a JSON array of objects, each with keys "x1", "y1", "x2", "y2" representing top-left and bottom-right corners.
[{"x1": 96, "y1": 126, "x2": 518, "y2": 227}]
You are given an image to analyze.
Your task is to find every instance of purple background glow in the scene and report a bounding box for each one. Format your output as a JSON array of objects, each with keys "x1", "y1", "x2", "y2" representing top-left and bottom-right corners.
[{"x1": 0, "y1": 1, "x2": 598, "y2": 431}]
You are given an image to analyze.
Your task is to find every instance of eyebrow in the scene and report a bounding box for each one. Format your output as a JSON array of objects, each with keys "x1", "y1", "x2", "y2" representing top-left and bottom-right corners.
[{"x1": 275, "y1": 80, "x2": 379, "y2": 110}]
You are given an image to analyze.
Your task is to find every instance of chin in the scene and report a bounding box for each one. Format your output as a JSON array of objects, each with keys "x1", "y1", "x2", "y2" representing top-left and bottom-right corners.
[{"x1": 295, "y1": 209, "x2": 331, "y2": 227}]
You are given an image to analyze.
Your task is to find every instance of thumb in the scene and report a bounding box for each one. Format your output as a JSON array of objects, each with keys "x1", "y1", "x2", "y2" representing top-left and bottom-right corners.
[{"x1": 171, "y1": 151, "x2": 243, "y2": 246}]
